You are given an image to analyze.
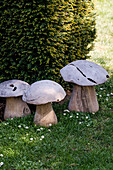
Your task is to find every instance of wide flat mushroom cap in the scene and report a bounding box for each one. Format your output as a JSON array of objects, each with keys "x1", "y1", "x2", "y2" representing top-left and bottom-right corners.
[
  {"x1": 22, "y1": 80, "x2": 66, "y2": 105},
  {"x1": 0, "y1": 80, "x2": 30, "y2": 97},
  {"x1": 60, "y1": 60, "x2": 109, "y2": 86}
]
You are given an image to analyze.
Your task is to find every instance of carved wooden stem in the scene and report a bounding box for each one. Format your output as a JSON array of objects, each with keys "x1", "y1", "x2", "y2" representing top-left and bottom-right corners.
[
  {"x1": 34, "y1": 102, "x2": 58, "y2": 127},
  {"x1": 4, "y1": 97, "x2": 31, "y2": 120},
  {"x1": 68, "y1": 85, "x2": 99, "y2": 113}
]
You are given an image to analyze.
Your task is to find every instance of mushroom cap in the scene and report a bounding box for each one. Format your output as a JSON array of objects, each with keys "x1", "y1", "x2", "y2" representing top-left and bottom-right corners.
[
  {"x1": 60, "y1": 60, "x2": 109, "y2": 86},
  {"x1": 22, "y1": 80, "x2": 66, "y2": 105},
  {"x1": 0, "y1": 80, "x2": 30, "y2": 97}
]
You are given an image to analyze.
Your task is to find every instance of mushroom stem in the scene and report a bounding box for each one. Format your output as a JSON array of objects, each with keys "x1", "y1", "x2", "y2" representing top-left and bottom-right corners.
[
  {"x1": 34, "y1": 102, "x2": 58, "y2": 127},
  {"x1": 4, "y1": 97, "x2": 31, "y2": 120},
  {"x1": 68, "y1": 84, "x2": 99, "y2": 113}
]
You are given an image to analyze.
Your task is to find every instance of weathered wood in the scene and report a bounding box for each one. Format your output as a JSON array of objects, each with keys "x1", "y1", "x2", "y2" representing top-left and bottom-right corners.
[
  {"x1": 68, "y1": 85, "x2": 99, "y2": 113},
  {"x1": 60, "y1": 60, "x2": 109, "y2": 86},
  {"x1": 60, "y1": 60, "x2": 109, "y2": 113},
  {"x1": 34, "y1": 102, "x2": 57, "y2": 127},
  {"x1": 4, "y1": 97, "x2": 31, "y2": 120},
  {"x1": 0, "y1": 80, "x2": 30, "y2": 97},
  {"x1": 22, "y1": 80, "x2": 66, "y2": 105},
  {"x1": 22, "y1": 80, "x2": 66, "y2": 127}
]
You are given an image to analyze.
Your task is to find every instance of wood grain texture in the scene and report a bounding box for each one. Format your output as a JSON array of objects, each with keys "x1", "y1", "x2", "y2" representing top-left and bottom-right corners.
[
  {"x1": 4, "y1": 97, "x2": 31, "y2": 120},
  {"x1": 22, "y1": 80, "x2": 66, "y2": 105},
  {"x1": 0, "y1": 80, "x2": 30, "y2": 97},
  {"x1": 60, "y1": 60, "x2": 109, "y2": 86},
  {"x1": 68, "y1": 85, "x2": 99, "y2": 113},
  {"x1": 34, "y1": 102, "x2": 57, "y2": 127}
]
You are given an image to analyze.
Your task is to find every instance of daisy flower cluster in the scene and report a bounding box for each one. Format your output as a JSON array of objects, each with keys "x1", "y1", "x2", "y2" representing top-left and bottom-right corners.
[
  {"x1": 63, "y1": 109, "x2": 93, "y2": 127},
  {"x1": 0, "y1": 154, "x2": 4, "y2": 167}
]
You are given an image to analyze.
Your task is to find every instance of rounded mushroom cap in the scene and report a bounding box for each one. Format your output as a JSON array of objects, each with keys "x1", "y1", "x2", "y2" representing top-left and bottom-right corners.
[
  {"x1": 0, "y1": 80, "x2": 30, "y2": 97},
  {"x1": 60, "y1": 60, "x2": 109, "y2": 86},
  {"x1": 22, "y1": 80, "x2": 66, "y2": 105}
]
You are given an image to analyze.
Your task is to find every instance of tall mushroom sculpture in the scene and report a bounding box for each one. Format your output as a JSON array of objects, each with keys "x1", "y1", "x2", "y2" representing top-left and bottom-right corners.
[
  {"x1": 0, "y1": 80, "x2": 31, "y2": 120},
  {"x1": 60, "y1": 60, "x2": 109, "y2": 113},
  {"x1": 22, "y1": 80, "x2": 66, "y2": 127}
]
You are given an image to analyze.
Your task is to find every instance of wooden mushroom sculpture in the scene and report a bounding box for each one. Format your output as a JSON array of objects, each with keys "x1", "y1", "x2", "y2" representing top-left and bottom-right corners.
[
  {"x1": 60, "y1": 60, "x2": 109, "y2": 113},
  {"x1": 22, "y1": 80, "x2": 66, "y2": 127},
  {"x1": 0, "y1": 80, "x2": 31, "y2": 120}
]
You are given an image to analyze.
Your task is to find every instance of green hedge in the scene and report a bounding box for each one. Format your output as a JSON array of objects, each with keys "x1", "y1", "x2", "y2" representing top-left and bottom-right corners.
[{"x1": 0, "y1": 0, "x2": 96, "y2": 89}]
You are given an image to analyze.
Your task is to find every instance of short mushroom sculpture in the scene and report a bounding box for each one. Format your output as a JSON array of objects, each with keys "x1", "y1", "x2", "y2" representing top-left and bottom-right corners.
[
  {"x1": 0, "y1": 80, "x2": 31, "y2": 120},
  {"x1": 22, "y1": 80, "x2": 66, "y2": 127},
  {"x1": 60, "y1": 60, "x2": 109, "y2": 113}
]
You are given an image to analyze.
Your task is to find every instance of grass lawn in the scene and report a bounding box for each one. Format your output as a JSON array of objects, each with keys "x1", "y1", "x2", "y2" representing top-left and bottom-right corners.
[{"x1": 0, "y1": 0, "x2": 113, "y2": 169}]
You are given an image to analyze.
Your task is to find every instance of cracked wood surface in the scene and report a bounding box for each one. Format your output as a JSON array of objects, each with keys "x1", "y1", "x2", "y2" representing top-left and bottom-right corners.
[
  {"x1": 68, "y1": 85, "x2": 99, "y2": 113},
  {"x1": 4, "y1": 97, "x2": 31, "y2": 120},
  {"x1": 0, "y1": 80, "x2": 30, "y2": 97},
  {"x1": 60, "y1": 60, "x2": 109, "y2": 86}
]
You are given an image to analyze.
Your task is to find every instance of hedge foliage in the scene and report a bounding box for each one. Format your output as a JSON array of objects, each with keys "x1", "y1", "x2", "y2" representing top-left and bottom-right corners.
[{"x1": 0, "y1": 0, "x2": 96, "y2": 89}]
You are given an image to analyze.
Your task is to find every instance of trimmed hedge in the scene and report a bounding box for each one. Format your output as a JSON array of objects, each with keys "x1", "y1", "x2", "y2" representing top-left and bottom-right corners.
[{"x1": 0, "y1": 0, "x2": 96, "y2": 89}]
